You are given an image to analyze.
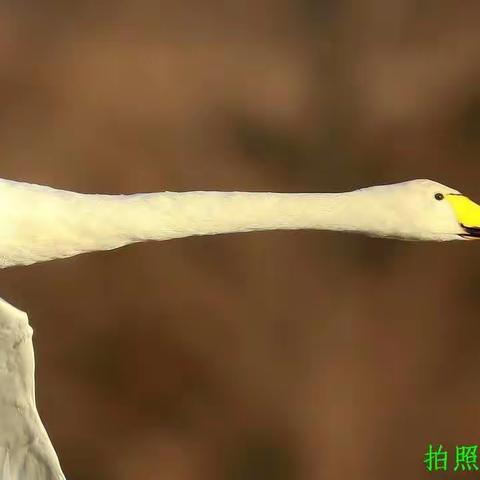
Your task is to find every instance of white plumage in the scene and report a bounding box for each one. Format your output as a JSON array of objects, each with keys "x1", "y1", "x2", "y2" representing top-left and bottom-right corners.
[
  {"x1": 0, "y1": 176, "x2": 478, "y2": 479},
  {"x1": 0, "y1": 178, "x2": 473, "y2": 269},
  {"x1": 0, "y1": 298, "x2": 64, "y2": 480}
]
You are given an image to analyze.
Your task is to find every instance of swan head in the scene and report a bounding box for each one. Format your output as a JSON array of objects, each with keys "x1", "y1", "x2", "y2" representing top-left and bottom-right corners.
[{"x1": 356, "y1": 179, "x2": 480, "y2": 241}]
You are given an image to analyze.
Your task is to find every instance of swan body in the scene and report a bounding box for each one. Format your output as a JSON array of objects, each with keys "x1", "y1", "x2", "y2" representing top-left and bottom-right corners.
[
  {"x1": 0, "y1": 298, "x2": 65, "y2": 480},
  {"x1": 0, "y1": 177, "x2": 478, "y2": 268}
]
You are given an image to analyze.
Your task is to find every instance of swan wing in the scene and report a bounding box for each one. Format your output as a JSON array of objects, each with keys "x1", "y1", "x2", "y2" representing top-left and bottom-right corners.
[{"x1": 0, "y1": 298, "x2": 65, "y2": 479}]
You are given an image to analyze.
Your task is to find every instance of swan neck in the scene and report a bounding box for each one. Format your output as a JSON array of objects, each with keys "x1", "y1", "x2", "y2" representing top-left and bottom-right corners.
[
  {"x1": 0, "y1": 181, "x2": 364, "y2": 266},
  {"x1": 131, "y1": 191, "x2": 359, "y2": 240}
]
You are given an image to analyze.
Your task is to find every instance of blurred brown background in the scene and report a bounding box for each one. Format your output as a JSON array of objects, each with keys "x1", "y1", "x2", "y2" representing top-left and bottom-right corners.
[{"x1": 0, "y1": 1, "x2": 480, "y2": 479}]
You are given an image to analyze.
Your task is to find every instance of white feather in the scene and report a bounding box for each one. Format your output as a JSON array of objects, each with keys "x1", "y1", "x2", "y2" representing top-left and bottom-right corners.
[
  {"x1": 0, "y1": 177, "x2": 469, "y2": 478},
  {"x1": 0, "y1": 298, "x2": 65, "y2": 480},
  {"x1": 0, "y1": 178, "x2": 466, "y2": 268}
]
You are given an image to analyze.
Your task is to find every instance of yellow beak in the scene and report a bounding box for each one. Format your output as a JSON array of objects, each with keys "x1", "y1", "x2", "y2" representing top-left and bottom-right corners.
[{"x1": 447, "y1": 194, "x2": 480, "y2": 238}]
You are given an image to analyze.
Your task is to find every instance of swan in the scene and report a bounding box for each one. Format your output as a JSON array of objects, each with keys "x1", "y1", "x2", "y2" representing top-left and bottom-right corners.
[{"x1": 1, "y1": 176, "x2": 479, "y2": 479}]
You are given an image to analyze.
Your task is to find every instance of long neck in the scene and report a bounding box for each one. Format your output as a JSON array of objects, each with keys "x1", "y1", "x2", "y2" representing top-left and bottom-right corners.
[
  {"x1": 0, "y1": 181, "x2": 370, "y2": 267},
  {"x1": 131, "y1": 191, "x2": 362, "y2": 239}
]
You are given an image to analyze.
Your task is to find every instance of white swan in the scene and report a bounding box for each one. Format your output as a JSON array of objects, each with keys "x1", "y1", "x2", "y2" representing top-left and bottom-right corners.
[
  {"x1": 0, "y1": 178, "x2": 479, "y2": 270},
  {"x1": 1, "y1": 176, "x2": 480, "y2": 479}
]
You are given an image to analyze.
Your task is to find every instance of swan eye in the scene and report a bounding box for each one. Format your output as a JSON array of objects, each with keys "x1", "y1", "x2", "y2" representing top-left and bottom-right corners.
[{"x1": 434, "y1": 193, "x2": 444, "y2": 201}]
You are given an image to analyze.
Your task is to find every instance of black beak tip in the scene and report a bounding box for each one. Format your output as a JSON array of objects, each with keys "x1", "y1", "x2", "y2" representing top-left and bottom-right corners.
[{"x1": 461, "y1": 224, "x2": 480, "y2": 238}]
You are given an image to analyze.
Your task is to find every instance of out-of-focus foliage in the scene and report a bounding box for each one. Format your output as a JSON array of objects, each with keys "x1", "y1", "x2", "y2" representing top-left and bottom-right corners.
[{"x1": 0, "y1": 1, "x2": 479, "y2": 479}]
